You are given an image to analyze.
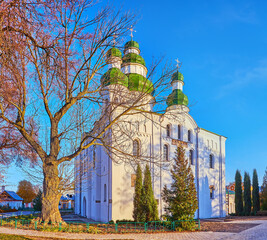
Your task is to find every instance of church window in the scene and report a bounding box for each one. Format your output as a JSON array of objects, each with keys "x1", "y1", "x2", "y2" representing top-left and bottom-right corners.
[
  {"x1": 163, "y1": 144, "x2": 169, "y2": 161},
  {"x1": 104, "y1": 184, "x2": 107, "y2": 202},
  {"x1": 144, "y1": 124, "x2": 146, "y2": 133},
  {"x1": 133, "y1": 140, "x2": 140, "y2": 157},
  {"x1": 113, "y1": 97, "x2": 118, "y2": 104},
  {"x1": 189, "y1": 149, "x2": 194, "y2": 165},
  {"x1": 209, "y1": 154, "x2": 214, "y2": 169},
  {"x1": 178, "y1": 125, "x2": 181, "y2": 140},
  {"x1": 166, "y1": 124, "x2": 171, "y2": 137},
  {"x1": 188, "y1": 130, "x2": 192, "y2": 142}
]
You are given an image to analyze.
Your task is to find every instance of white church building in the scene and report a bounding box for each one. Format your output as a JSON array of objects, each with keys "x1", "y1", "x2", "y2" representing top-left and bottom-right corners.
[{"x1": 74, "y1": 39, "x2": 227, "y2": 222}]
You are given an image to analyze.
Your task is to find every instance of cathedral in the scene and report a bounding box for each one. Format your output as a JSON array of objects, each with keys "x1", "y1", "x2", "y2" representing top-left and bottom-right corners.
[{"x1": 74, "y1": 38, "x2": 226, "y2": 222}]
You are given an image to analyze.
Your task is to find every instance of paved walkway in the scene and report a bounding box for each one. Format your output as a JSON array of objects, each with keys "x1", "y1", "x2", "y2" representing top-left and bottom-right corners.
[{"x1": 0, "y1": 220, "x2": 266, "y2": 240}]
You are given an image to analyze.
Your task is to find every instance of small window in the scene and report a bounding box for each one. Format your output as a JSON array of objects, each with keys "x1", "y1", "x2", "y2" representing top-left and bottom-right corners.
[
  {"x1": 189, "y1": 149, "x2": 194, "y2": 165},
  {"x1": 133, "y1": 140, "x2": 140, "y2": 157},
  {"x1": 178, "y1": 125, "x2": 181, "y2": 140},
  {"x1": 209, "y1": 154, "x2": 214, "y2": 168},
  {"x1": 113, "y1": 97, "x2": 118, "y2": 104},
  {"x1": 104, "y1": 184, "x2": 107, "y2": 202},
  {"x1": 163, "y1": 144, "x2": 169, "y2": 161},
  {"x1": 210, "y1": 186, "x2": 215, "y2": 199},
  {"x1": 188, "y1": 130, "x2": 192, "y2": 142},
  {"x1": 166, "y1": 124, "x2": 171, "y2": 137},
  {"x1": 144, "y1": 124, "x2": 146, "y2": 133}
]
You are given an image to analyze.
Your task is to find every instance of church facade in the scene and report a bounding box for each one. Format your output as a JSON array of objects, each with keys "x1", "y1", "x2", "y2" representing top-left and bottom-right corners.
[{"x1": 74, "y1": 40, "x2": 227, "y2": 222}]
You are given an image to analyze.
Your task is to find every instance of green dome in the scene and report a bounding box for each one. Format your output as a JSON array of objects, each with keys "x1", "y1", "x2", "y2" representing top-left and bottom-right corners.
[
  {"x1": 106, "y1": 47, "x2": 122, "y2": 58},
  {"x1": 166, "y1": 89, "x2": 188, "y2": 107},
  {"x1": 127, "y1": 73, "x2": 153, "y2": 94},
  {"x1": 124, "y1": 41, "x2": 139, "y2": 50},
  {"x1": 171, "y1": 71, "x2": 184, "y2": 82},
  {"x1": 122, "y1": 53, "x2": 146, "y2": 66},
  {"x1": 101, "y1": 68, "x2": 128, "y2": 87}
]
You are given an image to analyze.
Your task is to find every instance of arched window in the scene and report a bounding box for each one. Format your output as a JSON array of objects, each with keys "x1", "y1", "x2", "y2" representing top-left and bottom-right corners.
[
  {"x1": 189, "y1": 149, "x2": 194, "y2": 165},
  {"x1": 188, "y1": 130, "x2": 192, "y2": 142},
  {"x1": 104, "y1": 184, "x2": 107, "y2": 202},
  {"x1": 209, "y1": 154, "x2": 214, "y2": 168},
  {"x1": 133, "y1": 140, "x2": 140, "y2": 157},
  {"x1": 178, "y1": 125, "x2": 181, "y2": 140},
  {"x1": 166, "y1": 124, "x2": 171, "y2": 137},
  {"x1": 163, "y1": 144, "x2": 169, "y2": 161},
  {"x1": 113, "y1": 97, "x2": 118, "y2": 104}
]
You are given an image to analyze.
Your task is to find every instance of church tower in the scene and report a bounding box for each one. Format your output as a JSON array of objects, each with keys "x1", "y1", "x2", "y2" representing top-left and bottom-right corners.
[{"x1": 166, "y1": 66, "x2": 189, "y2": 113}]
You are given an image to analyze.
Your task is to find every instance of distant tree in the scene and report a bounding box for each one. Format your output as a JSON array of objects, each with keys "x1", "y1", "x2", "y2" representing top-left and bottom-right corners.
[
  {"x1": 133, "y1": 163, "x2": 143, "y2": 222},
  {"x1": 235, "y1": 170, "x2": 243, "y2": 215},
  {"x1": 162, "y1": 146, "x2": 198, "y2": 225},
  {"x1": 17, "y1": 180, "x2": 37, "y2": 204},
  {"x1": 261, "y1": 167, "x2": 267, "y2": 210},
  {"x1": 33, "y1": 189, "x2": 42, "y2": 211},
  {"x1": 252, "y1": 169, "x2": 260, "y2": 213},
  {"x1": 141, "y1": 164, "x2": 159, "y2": 221},
  {"x1": 244, "y1": 172, "x2": 252, "y2": 215}
]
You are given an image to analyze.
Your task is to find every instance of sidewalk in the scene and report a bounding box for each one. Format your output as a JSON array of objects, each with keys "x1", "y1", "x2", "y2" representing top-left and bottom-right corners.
[{"x1": 0, "y1": 219, "x2": 266, "y2": 240}]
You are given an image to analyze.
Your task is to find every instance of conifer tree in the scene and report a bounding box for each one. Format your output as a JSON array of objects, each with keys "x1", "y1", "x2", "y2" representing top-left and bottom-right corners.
[
  {"x1": 33, "y1": 189, "x2": 42, "y2": 211},
  {"x1": 133, "y1": 163, "x2": 143, "y2": 221},
  {"x1": 141, "y1": 164, "x2": 159, "y2": 221},
  {"x1": 252, "y1": 169, "x2": 260, "y2": 213},
  {"x1": 261, "y1": 167, "x2": 267, "y2": 210},
  {"x1": 235, "y1": 170, "x2": 243, "y2": 215},
  {"x1": 244, "y1": 172, "x2": 252, "y2": 215},
  {"x1": 162, "y1": 146, "x2": 198, "y2": 222}
]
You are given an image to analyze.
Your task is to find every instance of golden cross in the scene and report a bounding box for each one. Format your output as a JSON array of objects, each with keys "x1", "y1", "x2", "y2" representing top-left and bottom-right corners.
[
  {"x1": 175, "y1": 58, "x2": 182, "y2": 70},
  {"x1": 128, "y1": 25, "x2": 136, "y2": 39}
]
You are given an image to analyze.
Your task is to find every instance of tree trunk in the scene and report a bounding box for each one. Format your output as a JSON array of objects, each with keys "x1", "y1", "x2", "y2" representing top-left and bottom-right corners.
[{"x1": 41, "y1": 159, "x2": 62, "y2": 223}]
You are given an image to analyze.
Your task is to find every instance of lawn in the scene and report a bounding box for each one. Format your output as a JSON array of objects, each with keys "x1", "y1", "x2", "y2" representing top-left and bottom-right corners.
[{"x1": 0, "y1": 233, "x2": 68, "y2": 240}]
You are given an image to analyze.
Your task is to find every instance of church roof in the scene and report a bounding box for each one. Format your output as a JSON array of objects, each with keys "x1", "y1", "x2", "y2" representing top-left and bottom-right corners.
[
  {"x1": 106, "y1": 47, "x2": 122, "y2": 59},
  {"x1": 124, "y1": 40, "x2": 139, "y2": 50},
  {"x1": 127, "y1": 73, "x2": 153, "y2": 94},
  {"x1": 101, "y1": 68, "x2": 128, "y2": 88},
  {"x1": 171, "y1": 71, "x2": 184, "y2": 82},
  {"x1": 166, "y1": 89, "x2": 189, "y2": 107},
  {"x1": 122, "y1": 53, "x2": 146, "y2": 66}
]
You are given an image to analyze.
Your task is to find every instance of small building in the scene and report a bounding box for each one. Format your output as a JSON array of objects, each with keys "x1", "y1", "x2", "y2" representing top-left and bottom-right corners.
[
  {"x1": 226, "y1": 189, "x2": 235, "y2": 214},
  {"x1": 59, "y1": 194, "x2": 74, "y2": 210},
  {"x1": 0, "y1": 186, "x2": 23, "y2": 210}
]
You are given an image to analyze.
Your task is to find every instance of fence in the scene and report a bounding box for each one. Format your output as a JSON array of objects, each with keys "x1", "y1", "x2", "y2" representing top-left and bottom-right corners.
[{"x1": 0, "y1": 217, "x2": 200, "y2": 233}]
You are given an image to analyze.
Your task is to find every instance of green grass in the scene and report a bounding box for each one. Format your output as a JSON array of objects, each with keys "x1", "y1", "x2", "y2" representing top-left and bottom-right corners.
[
  {"x1": 0, "y1": 234, "x2": 32, "y2": 240},
  {"x1": 0, "y1": 233, "x2": 134, "y2": 240}
]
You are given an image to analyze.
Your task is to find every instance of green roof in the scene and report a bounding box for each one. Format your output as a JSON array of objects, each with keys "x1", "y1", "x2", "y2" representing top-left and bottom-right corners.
[
  {"x1": 171, "y1": 71, "x2": 184, "y2": 82},
  {"x1": 127, "y1": 73, "x2": 153, "y2": 94},
  {"x1": 122, "y1": 53, "x2": 146, "y2": 66},
  {"x1": 124, "y1": 41, "x2": 139, "y2": 50},
  {"x1": 106, "y1": 47, "x2": 122, "y2": 58},
  {"x1": 101, "y1": 68, "x2": 128, "y2": 87},
  {"x1": 166, "y1": 89, "x2": 188, "y2": 107}
]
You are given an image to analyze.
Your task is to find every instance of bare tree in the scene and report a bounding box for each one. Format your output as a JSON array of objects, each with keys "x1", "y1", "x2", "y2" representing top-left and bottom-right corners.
[{"x1": 0, "y1": 0, "x2": 176, "y2": 223}]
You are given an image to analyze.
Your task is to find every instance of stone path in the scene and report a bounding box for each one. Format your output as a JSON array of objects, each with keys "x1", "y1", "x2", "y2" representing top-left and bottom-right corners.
[{"x1": 0, "y1": 220, "x2": 266, "y2": 240}]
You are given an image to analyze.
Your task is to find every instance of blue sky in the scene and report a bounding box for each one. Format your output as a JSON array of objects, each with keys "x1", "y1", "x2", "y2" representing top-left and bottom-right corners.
[{"x1": 4, "y1": 0, "x2": 267, "y2": 191}]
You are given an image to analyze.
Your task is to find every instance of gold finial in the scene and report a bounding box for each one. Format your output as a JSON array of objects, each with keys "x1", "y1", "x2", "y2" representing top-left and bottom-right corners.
[
  {"x1": 175, "y1": 58, "x2": 182, "y2": 70},
  {"x1": 128, "y1": 25, "x2": 136, "y2": 39}
]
